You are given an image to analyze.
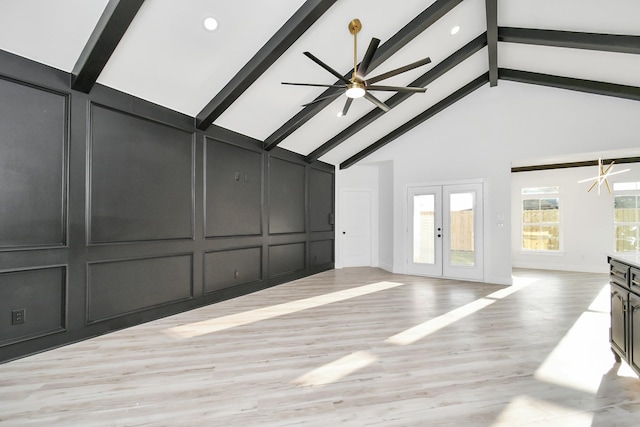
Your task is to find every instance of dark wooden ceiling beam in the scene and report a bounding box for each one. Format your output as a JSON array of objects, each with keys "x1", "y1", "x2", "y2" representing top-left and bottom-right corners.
[
  {"x1": 71, "y1": 0, "x2": 145, "y2": 93},
  {"x1": 512, "y1": 157, "x2": 640, "y2": 173},
  {"x1": 498, "y1": 68, "x2": 640, "y2": 102},
  {"x1": 485, "y1": 0, "x2": 498, "y2": 86},
  {"x1": 195, "y1": 0, "x2": 337, "y2": 131},
  {"x1": 498, "y1": 27, "x2": 640, "y2": 54},
  {"x1": 263, "y1": 0, "x2": 465, "y2": 151},
  {"x1": 340, "y1": 73, "x2": 489, "y2": 170},
  {"x1": 306, "y1": 32, "x2": 488, "y2": 163}
]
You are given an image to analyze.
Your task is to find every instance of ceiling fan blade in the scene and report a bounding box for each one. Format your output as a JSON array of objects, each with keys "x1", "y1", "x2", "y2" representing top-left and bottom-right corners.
[
  {"x1": 364, "y1": 92, "x2": 390, "y2": 112},
  {"x1": 367, "y1": 85, "x2": 427, "y2": 93},
  {"x1": 357, "y1": 38, "x2": 380, "y2": 79},
  {"x1": 303, "y1": 52, "x2": 351, "y2": 84},
  {"x1": 339, "y1": 98, "x2": 353, "y2": 117},
  {"x1": 366, "y1": 57, "x2": 432, "y2": 84},
  {"x1": 282, "y1": 82, "x2": 346, "y2": 89},
  {"x1": 301, "y1": 92, "x2": 343, "y2": 107}
]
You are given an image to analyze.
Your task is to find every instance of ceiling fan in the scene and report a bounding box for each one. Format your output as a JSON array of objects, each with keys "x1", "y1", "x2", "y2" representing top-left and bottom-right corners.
[{"x1": 282, "y1": 19, "x2": 431, "y2": 117}]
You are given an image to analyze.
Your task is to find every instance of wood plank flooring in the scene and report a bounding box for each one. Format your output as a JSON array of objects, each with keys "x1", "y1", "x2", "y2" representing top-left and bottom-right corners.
[{"x1": 1, "y1": 267, "x2": 639, "y2": 426}]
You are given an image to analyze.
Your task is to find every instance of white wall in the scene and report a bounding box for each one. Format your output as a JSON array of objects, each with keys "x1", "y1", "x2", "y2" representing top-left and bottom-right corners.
[
  {"x1": 377, "y1": 161, "x2": 394, "y2": 271},
  {"x1": 336, "y1": 80, "x2": 640, "y2": 284},
  {"x1": 511, "y1": 164, "x2": 640, "y2": 273}
]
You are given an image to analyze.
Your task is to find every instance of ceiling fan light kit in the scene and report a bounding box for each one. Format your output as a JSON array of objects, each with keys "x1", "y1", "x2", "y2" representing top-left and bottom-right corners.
[{"x1": 282, "y1": 19, "x2": 431, "y2": 117}]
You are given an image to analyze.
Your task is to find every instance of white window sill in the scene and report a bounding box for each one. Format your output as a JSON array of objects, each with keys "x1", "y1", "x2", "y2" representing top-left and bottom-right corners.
[{"x1": 518, "y1": 250, "x2": 565, "y2": 257}]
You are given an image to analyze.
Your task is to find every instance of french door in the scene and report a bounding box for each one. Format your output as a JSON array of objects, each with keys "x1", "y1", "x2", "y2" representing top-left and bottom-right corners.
[{"x1": 408, "y1": 183, "x2": 483, "y2": 281}]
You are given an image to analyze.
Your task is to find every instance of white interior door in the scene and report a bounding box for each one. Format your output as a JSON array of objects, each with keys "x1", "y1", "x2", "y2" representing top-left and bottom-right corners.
[
  {"x1": 408, "y1": 183, "x2": 484, "y2": 281},
  {"x1": 341, "y1": 189, "x2": 372, "y2": 267}
]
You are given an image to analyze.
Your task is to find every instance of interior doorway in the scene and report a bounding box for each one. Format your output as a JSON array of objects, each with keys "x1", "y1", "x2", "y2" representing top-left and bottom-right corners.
[
  {"x1": 407, "y1": 183, "x2": 484, "y2": 281},
  {"x1": 340, "y1": 189, "x2": 373, "y2": 267}
]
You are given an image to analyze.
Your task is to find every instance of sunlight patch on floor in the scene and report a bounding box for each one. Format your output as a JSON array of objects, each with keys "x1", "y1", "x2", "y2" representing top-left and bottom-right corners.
[
  {"x1": 491, "y1": 395, "x2": 593, "y2": 427},
  {"x1": 385, "y1": 297, "x2": 496, "y2": 345},
  {"x1": 534, "y1": 286, "x2": 614, "y2": 394},
  {"x1": 385, "y1": 276, "x2": 537, "y2": 346},
  {"x1": 617, "y1": 361, "x2": 639, "y2": 378},
  {"x1": 163, "y1": 281, "x2": 406, "y2": 339},
  {"x1": 588, "y1": 284, "x2": 611, "y2": 313},
  {"x1": 292, "y1": 351, "x2": 378, "y2": 387}
]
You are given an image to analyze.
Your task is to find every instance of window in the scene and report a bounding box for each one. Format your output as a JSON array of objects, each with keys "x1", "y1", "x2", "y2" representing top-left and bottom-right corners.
[
  {"x1": 521, "y1": 187, "x2": 560, "y2": 251},
  {"x1": 613, "y1": 182, "x2": 640, "y2": 253}
]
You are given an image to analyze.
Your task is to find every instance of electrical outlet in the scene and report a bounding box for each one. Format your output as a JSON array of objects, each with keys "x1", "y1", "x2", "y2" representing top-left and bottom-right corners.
[{"x1": 12, "y1": 309, "x2": 25, "y2": 325}]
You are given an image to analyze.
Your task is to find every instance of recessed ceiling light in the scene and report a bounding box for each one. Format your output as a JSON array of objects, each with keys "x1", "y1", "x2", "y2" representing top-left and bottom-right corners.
[
  {"x1": 203, "y1": 17, "x2": 218, "y2": 32},
  {"x1": 450, "y1": 25, "x2": 460, "y2": 35}
]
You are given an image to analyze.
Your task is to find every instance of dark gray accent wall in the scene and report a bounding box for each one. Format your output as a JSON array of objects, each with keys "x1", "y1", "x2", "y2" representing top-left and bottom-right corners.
[
  {"x1": 89, "y1": 104, "x2": 194, "y2": 243},
  {"x1": 269, "y1": 243, "x2": 306, "y2": 278},
  {"x1": 0, "y1": 77, "x2": 67, "y2": 249},
  {"x1": 309, "y1": 168, "x2": 334, "y2": 232},
  {"x1": 87, "y1": 254, "x2": 193, "y2": 322},
  {"x1": 269, "y1": 157, "x2": 306, "y2": 234},
  {"x1": 0, "y1": 267, "x2": 66, "y2": 346},
  {"x1": 204, "y1": 247, "x2": 262, "y2": 294},
  {"x1": 0, "y1": 48, "x2": 334, "y2": 363},
  {"x1": 205, "y1": 139, "x2": 262, "y2": 237},
  {"x1": 310, "y1": 240, "x2": 334, "y2": 267}
]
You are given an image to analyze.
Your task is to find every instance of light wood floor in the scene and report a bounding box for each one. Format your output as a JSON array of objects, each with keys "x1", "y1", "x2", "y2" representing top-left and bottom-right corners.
[{"x1": 1, "y1": 268, "x2": 639, "y2": 426}]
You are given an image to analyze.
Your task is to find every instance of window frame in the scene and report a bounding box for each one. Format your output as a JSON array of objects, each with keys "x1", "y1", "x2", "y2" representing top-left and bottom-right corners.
[
  {"x1": 613, "y1": 183, "x2": 640, "y2": 254},
  {"x1": 520, "y1": 186, "x2": 562, "y2": 253}
]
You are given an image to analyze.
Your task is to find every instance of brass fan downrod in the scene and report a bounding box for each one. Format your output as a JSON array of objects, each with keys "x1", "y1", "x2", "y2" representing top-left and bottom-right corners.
[{"x1": 348, "y1": 19, "x2": 362, "y2": 82}]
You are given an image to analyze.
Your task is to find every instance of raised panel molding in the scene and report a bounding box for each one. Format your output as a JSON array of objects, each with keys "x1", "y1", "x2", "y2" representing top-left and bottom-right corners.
[
  {"x1": 88, "y1": 104, "x2": 194, "y2": 244},
  {"x1": 269, "y1": 242, "x2": 305, "y2": 278},
  {"x1": 86, "y1": 254, "x2": 193, "y2": 323},
  {"x1": 310, "y1": 239, "x2": 334, "y2": 267},
  {"x1": 205, "y1": 139, "x2": 263, "y2": 237},
  {"x1": 204, "y1": 247, "x2": 262, "y2": 294},
  {"x1": 309, "y1": 168, "x2": 334, "y2": 232},
  {"x1": 269, "y1": 157, "x2": 306, "y2": 235},
  {"x1": 0, "y1": 77, "x2": 68, "y2": 250},
  {"x1": 0, "y1": 266, "x2": 66, "y2": 346}
]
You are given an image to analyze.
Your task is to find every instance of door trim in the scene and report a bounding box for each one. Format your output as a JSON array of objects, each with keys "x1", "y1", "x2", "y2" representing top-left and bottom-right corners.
[{"x1": 405, "y1": 180, "x2": 485, "y2": 281}]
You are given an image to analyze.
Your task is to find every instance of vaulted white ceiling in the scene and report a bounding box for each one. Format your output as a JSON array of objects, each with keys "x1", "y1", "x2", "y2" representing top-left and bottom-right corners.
[{"x1": 1, "y1": 0, "x2": 638, "y2": 167}]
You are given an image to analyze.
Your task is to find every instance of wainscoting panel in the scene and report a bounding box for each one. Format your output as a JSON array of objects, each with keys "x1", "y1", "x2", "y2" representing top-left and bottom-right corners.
[
  {"x1": 309, "y1": 239, "x2": 334, "y2": 268},
  {"x1": 205, "y1": 139, "x2": 262, "y2": 238},
  {"x1": 269, "y1": 242, "x2": 305, "y2": 278},
  {"x1": 88, "y1": 104, "x2": 194, "y2": 244},
  {"x1": 203, "y1": 247, "x2": 262, "y2": 294},
  {"x1": 0, "y1": 267, "x2": 66, "y2": 346},
  {"x1": 0, "y1": 77, "x2": 67, "y2": 249},
  {"x1": 269, "y1": 157, "x2": 305, "y2": 235},
  {"x1": 309, "y1": 168, "x2": 334, "y2": 233},
  {"x1": 87, "y1": 254, "x2": 193, "y2": 323}
]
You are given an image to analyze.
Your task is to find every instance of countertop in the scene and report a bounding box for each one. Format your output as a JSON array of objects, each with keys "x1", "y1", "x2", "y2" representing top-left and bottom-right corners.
[{"x1": 608, "y1": 253, "x2": 640, "y2": 269}]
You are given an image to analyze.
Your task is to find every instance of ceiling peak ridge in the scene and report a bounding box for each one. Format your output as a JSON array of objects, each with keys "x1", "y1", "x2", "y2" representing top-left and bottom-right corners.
[
  {"x1": 306, "y1": 32, "x2": 489, "y2": 163},
  {"x1": 340, "y1": 73, "x2": 489, "y2": 170}
]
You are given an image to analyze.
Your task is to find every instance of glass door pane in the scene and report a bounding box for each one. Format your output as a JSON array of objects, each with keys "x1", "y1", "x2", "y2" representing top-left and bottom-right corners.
[
  {"x1": 413, "y1": 194, "x2": 435, "y2": 264},
  {"x1": 449, "y1": 192, "x2": 475, "y2": 267}
]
